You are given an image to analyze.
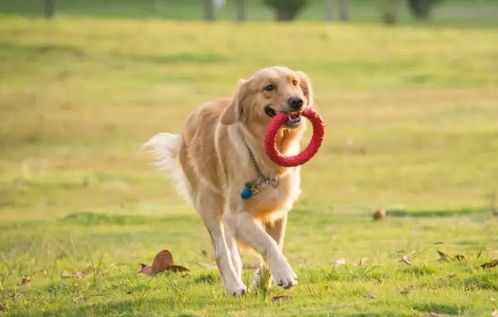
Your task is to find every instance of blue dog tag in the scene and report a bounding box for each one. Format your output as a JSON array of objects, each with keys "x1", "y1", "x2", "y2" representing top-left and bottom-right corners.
[{"x1": 240, "y1": 186, "x2": 253, "y2": 200}]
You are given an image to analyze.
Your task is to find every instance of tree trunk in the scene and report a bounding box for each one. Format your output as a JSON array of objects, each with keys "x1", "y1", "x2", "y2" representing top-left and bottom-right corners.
[
  {"x1": 204, "y1": 0, "x2": 215, "y2": 21},
  {"x1": 338, "y1": 0, "x2": 349, "y2": 21},
  {"x1": 383, "y1": 0, "x2": 398, "y2": 25},
  {"x1": 236, "y1": 0, "x2": 245, "y2": 21},
  {"x1": 324, "y1": 0, "x2": 333, "y2": 21},
  {"x1": 43, "y1": 0, "x2": 54, "y2": 19}
]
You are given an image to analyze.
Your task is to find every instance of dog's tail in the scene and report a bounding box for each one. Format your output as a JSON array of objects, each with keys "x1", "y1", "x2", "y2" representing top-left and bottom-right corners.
[{"x1": 143, "y1": 133, "x2": 191, "y2": 203}]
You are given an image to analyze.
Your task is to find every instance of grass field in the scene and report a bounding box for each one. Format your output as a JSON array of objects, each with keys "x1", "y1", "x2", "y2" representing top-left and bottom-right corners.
[{"x1": 1, "y1": 13, "x2": 498, "y2": 317}]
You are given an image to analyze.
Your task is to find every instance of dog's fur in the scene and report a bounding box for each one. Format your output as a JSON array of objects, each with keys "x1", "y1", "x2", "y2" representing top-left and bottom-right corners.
[{"x1": 145, "y1": 66, "x2": 313, "y2": 295}]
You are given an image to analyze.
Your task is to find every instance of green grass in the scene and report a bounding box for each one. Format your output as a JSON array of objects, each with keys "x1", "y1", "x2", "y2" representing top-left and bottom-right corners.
[{"x1": 1, "y1": 14, "x2": 498, "y2": 316}]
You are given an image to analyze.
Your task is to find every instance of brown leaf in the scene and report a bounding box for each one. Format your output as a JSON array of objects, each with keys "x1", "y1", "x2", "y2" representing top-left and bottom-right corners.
[
  {"x1": 364, "y1": 292, "x2": 376, "y2": 299},
  {"x1": 21, "y1": 275, "x2": 31, "y2": 286},
  {"x1": 272, "y1": 295, "x2": 290, "y2": 302},
  {"x1": 151, "y1": 250, "x2": 174, "y2": 274},
  {"x1": 442, "y1": 273, "x2": 456, "y2": 280},
  {"x1": 400, "y1": 255, "x2": 411, "y2": 266},
  {"x1": 168, "y1": 265, "x2": 189, "y2": 272},
  {"x1": 437, "y1": 250, "x2": 449, "y2": 261},
  {"x1": 139, "y1": 263, "x2": 154, "y2": 276},
  {"x1": 480, "y1": 259, "x2": 498, "y2": 269},
  {"x1": 61, "y1": 271, "x2": 73, "y2": 279},
  {"x1": 358, "y1": 257, "x2": 368, "y2": 266},
  {"x1": 400, "y1": 285, "x2": 413, "y2": 295},
  {"x1": 372, "y1": 209, "x2": 386, "y2": 221},
  {"x1": 140, "y1": 249, "x2": 189, "y2": 276},
  {"x1": 334, "y1": 258, "x2": 346, "y2": 267}
]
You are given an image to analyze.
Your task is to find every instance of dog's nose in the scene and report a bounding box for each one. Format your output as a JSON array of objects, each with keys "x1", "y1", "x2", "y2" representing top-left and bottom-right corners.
[{"x1": 288, "y1": 97, "x2": 304, "y2": 112}]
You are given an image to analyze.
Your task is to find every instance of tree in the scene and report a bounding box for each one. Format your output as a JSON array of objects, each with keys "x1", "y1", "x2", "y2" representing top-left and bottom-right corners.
[
  {"x1": 236, "y1": 0, "x2": 245, "y2": 21},
  {"x1": 43, "y1": 0, "x2": 54, "y2": 19},
  {"x1": 380, "y1": 0, "x2": 399, "y2": 25},
  {"x1": 407, "y1": 0, "x2": 442, "y2": 19},
  {"x1": 263, "y1": 0, "x2": 309, "y2": 21},
  {"x1": 338, "y1": 0, "x2": 349, "y2": 21},
  {"x1": 204, "y1": 0, "x2": 215, "y2": 21}
]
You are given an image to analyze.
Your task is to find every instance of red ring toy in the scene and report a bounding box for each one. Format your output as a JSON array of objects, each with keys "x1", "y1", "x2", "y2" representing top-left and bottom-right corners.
[{"x1": 264, "y1": 107, "x2": 325, "y2": 167}]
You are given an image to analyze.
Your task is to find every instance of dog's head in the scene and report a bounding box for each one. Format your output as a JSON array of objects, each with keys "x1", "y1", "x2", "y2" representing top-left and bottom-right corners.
[{"x1": 221, "y1": 66, "x2": 313, "y2": 129}]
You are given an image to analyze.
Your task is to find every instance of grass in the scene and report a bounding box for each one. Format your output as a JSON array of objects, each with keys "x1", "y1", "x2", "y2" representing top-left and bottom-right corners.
[{"x1": 0, "y1": 13, "x2": 498, "y2": 317}]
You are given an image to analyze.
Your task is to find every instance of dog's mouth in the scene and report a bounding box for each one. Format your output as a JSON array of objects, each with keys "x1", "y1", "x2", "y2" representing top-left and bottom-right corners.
[{"x1": 265, "y1": 106, "x2": 303, "y2": 128}]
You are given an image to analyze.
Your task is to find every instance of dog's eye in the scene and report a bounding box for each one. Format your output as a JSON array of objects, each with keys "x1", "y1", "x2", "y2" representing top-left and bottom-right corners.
[
  {"x1": 264, "y1": 84, "x2": 275, "y2": 92},
  {"x1": 292, "y1": 79, "x2": 298, "y2": 86}
]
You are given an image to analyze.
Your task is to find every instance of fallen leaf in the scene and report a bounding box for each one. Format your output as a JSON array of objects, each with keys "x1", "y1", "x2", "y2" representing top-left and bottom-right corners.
[
  {"x1": 140, "y1": 249, "x2": 188, "y2": 276},
  {"x1": 272, "y1": 295, "x2": 290, "y2": 302},
  {"x1": 21, "y1": 275, "x2": 31, "y2": 286},
  {"x1": 437, "y1": 250, "x2": 449, "y2": 262},
  {"x1": 400, "y1": 285, "x2": 413, "y2": 295},
  {"x1": 61, "y1": 271, "x2": 73, "y2": 279},
  {"x1": 151, "y1": 250, "x2": 174, "y2": 274},
  {"x1": 453, "y1": 254, "x2": 465, "y2": 261},
  {"x1": 334, "y1": 258, "x2": 346, "y2": 267},
  {"x1": 400, "y1": 255, "x2": 411, "y2": 266},
  {"x1": 168, "y1": 265, "x2": 189, "y2": 272},
  {"x1": 364, "y1": 292, "x2": 376, "y2": 299},
  {"x1": 358, "y1": 257, "x2": 368, "y2": 266},
  {"x1": 442, "y1": 273, "x2": 456, "y2": 280},
  {"x1": 481, "y1": 259, "x2": 498, "y2": 269},
  {"x1": 372, "y1": 209, "x2": 386, "y2": 221}
]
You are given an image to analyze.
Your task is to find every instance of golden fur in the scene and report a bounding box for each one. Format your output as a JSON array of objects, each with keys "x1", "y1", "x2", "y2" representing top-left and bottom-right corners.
[{"x1": 145, "y1": 66, "x2": 313, "y2": 295}]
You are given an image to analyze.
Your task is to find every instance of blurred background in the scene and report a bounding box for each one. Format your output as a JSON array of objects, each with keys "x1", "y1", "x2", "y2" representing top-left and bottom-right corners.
[{"x1": 0, "y1": 1, "x2": 497, "y2": 314}]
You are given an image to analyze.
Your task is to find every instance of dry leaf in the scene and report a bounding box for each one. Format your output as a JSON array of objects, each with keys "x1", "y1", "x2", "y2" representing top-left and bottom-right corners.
[
  {"x1": 442, "y1": 273, "x2": 456, "y2": 280},
  {"x1": 372, "y1": 209, "x2": 386, "y2": 221},
  {"x1": 364, "y1": 292, "x2": 376, "y2": 299},
  {"x1": 140, "y1": 249, "x2": 189, "y2": 276},
  {"x1": 481, "y1": 259, "x2": 498, "y2": 269},
  {"x1": 151, "y1": 250, "x2": 174, "y2": 274},
  {"x1": 400, "y1": 285, "x2": 413, "y2": 295},
  {"x1": 168, "y1": 265, "x2": 189, "y2": 272},
  {"x1": 437, "y1": 250, "x2": 449, "y2": 261},
  {"x1": 272, "y1": 295, "x2": 290, "y2": 302},
  {"x1": 61, "y1": 271, "x2": 73, "y2": 279},
  {"x1": 358, "y1": 257, "x2": 368, "y2": 266},
  {"x1": 21, "y1": 275, "x2": 31, "y2": 286},
  {"x1": 400, "y1": 255, "x2": 411, "y2": 266},
  {"x1": 334, "y1": 258, "x2": 346, "y2": 267}
]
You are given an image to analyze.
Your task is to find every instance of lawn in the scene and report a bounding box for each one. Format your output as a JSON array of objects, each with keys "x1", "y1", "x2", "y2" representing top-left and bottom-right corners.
[{"x1": 0, "y1": 13, "x2": 498, "y2": 317}]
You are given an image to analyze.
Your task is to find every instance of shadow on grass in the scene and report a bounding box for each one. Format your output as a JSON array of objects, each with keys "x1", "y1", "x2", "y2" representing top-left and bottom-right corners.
[
  {"x1": 387, "y1": 207, "x2": 490, "y2": 218},
  {"x1": 13, "y1": 298, "x2": 200, "y2": 317}
]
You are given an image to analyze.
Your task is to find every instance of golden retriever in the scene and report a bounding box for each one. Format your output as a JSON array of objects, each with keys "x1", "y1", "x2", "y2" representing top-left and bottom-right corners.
[{"x1": 145, "y1": 66, "x2": 313, "y2": 295}]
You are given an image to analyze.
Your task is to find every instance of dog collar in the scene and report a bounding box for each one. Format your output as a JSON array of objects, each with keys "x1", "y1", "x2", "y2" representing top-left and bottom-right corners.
[{"x1": 240, "y1": 142, "x2": 279, "y2": 200}]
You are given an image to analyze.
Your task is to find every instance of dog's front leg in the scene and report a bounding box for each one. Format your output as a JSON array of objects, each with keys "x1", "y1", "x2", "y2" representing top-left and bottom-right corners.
[{"x1": 233, "y1": 212, "x2": 297, "y2": 289}]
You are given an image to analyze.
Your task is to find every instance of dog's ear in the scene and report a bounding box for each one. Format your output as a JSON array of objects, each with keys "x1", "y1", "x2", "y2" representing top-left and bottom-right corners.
[
  {"x1": 296, "y1": 71, "x2": 313, "y2": 106},
  {"x1": 221, "y1": 79, "x2": 247, "y2": 125}
]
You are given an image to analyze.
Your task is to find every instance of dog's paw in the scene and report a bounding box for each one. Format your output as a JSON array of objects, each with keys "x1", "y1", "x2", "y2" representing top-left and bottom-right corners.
[
  {"x1": 225, "y1": 281, "x2": 247, "y2": 296},
  {"x1": 269, "y1": 257, "x2": 298, "y2": 289}
]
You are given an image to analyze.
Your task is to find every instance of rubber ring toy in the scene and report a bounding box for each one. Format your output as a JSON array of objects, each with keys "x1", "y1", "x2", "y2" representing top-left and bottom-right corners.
[{"x1": 264, "y1": 107, "x2": 325, "y2": 167}]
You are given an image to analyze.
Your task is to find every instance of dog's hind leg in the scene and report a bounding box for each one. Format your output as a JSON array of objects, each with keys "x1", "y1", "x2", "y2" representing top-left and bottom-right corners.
[{"x1": 195, "y1": 186, "x2": 246, "y2": 296}]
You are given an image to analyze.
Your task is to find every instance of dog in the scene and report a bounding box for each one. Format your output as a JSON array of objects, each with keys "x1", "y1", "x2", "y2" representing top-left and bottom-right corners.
[{"x1": 145, "y1": 66, "x2": 313, "y2": 295}]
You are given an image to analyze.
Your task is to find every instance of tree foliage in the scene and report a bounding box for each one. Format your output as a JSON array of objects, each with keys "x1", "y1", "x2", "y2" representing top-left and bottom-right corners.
[
  {"x1": 263, "y1": 0, "x2": 309, "y2": 21},
  {"x1": 407, "y1": 0, "x2": 443, "y2": 19}
]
